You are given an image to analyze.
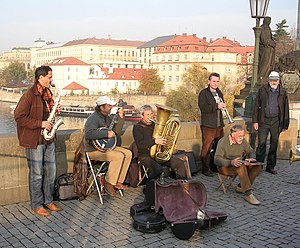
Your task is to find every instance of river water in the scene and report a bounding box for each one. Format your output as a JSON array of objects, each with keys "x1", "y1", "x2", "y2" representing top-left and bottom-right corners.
[
  {"x1": 0, "y1": 101, "x2": 136, "y2": 134},
  {"x1": 0, "y1": 101, "x2": 90, "y2": 134}
]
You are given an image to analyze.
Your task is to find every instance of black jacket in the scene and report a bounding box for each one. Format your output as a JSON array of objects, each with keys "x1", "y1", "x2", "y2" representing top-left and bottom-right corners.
[
  {"x1": 198, "y1": 87, "x2": 224, "y2": 128},
  {"x1": 253, "y1": 83, "x2": 289, "y2": 131}
]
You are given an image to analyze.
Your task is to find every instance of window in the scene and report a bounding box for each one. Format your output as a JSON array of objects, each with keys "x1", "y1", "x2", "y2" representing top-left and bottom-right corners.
[
  {"x1": 168, "y1": 76, "x2": 172, "y2": 82},
  {"x1": 175, "y1": 76, "x2": 179, "y2": 82},
  {"x1": 175, "y1": 65, "x2": 179, "y2": 71},
  {"x1": 162, "y1": 65, "x2": 165, "y2": 71},
  {"x1": 169, "y1": 65, "x2": 172, "y2": 71},
  {"x1": 211, "y1": 55, "x2": 215, "y2": 62}
]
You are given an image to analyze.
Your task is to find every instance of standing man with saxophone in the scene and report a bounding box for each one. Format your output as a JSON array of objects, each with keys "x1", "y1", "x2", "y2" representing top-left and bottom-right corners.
[
  {"x1": 133, "y1": 105, "x2": 187, "y2": 183},
  {"x1": 14, "y1": 66, "x2": 62, "y2": 217},
  {"x1": 198, "y1": 72, "x2": 225, "y2": 177}
]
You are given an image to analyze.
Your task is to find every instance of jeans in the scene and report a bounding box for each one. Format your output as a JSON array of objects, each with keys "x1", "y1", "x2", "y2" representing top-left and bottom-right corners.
[
  {"x1": 26, "y1": 142, "x2": 56, "y2": 210},
  {"x1": 256, "y1": 117, "x2": 280, "y2": 169}
]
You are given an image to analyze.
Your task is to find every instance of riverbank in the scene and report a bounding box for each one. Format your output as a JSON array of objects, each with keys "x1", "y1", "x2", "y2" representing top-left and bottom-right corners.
[{"x1": 0, "y1": 87, "x2": 167, "y2": 109}]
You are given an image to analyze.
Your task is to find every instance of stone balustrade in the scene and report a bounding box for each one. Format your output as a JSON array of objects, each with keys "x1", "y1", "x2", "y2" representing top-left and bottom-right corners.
[{"x1": 0, "y1": 119, "x2": 298, "y2": 205}]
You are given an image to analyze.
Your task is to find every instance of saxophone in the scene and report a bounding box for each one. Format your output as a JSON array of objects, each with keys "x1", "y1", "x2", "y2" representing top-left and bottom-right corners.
[{"x1": 43, "y1": 94, "x2": 64, "y2": 141}]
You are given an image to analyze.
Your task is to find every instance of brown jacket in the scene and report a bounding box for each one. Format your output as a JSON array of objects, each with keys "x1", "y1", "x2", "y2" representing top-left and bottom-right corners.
[{"x1": 14, "y1": 83, "x2": 44, "y2": 148}]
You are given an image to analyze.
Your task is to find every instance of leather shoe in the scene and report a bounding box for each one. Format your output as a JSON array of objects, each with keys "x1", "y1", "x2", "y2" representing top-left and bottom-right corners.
[
  {"x1": 236, "y1": 186, "x2": 244, "y2": 194},
  {"x1": 115, "y1": 182, "x2": 129, "y2": 190},
  {"x1": 244, "y1": 194, "x2": 261, "y2": 205},
  {"x1": 33, "y1": 207, "x2": 50, "y2": 217},
  {"x1": 202, "y1": 171, "x2": 214, "y2": 177},
  {"x1": 266, "y1": 168, "x2": 277, "y2": 174},
  {"x1": 103, "y1": 179, "x2": 116, "y2": 196},
  {"x1": 46, "y1": 203, "x2": 62, "y2": 211}
]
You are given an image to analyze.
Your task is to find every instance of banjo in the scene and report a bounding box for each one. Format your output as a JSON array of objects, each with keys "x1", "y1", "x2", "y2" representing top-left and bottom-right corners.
[{"x1": 92, "y1": 99, "x2": 124, "y2": 152}]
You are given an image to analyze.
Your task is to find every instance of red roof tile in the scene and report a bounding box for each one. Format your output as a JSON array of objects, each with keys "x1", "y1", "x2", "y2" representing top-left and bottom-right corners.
[
  {"x1": 63, "y1": 37, "x2": 145, "y2": 47},
  {"x1": 63, "y1": 81, "x2": 88, "y2": 90},
  {"x1": 98, "y1": 67, "x2": 143, "y2": 80},
  {"x1": 45, "y1": 57, "x2": 90, "y2": 66}
]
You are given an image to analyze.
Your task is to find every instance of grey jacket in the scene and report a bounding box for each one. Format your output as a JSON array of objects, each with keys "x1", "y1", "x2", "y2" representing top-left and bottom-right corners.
[{"x1": 84, "y1": 107, "x2": 125, "y2": 151}]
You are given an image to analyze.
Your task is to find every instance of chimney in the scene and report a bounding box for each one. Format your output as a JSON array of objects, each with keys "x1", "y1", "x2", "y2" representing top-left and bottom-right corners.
[
  {"x1": 202, "y1": 37, "x2": 207, "y2": 42},
  {"x1": 223, "y1": 36, "x2": 227, "y2": 39},
  {"x1": 193, "y1": 34, "x2": 197, "y2": 38},
  {"x1": 182, "y1": 33, "x2": 187, "y2": 36},
  {"x1": 108, "y1": 34, "x2": 111, "y2": 39}
]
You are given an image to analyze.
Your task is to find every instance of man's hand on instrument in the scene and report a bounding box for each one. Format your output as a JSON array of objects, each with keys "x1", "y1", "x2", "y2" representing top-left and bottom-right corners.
[
  {"x1": 117, "y1": 107, "x2": 124, "y2": 118},
  {"x1": 155, "y1": 136, "x2": 167, "y2": 145},
  {"x1": 245, "y1": 158, "x2": 257, "y2": 163},
  {"x1": 107, "y1": 130, "x2": 115, "y2": 138},
  {"x1": 56, "y1": 104, "x2": 62, "y2": 114},
  {"x1": 231, "y1": 157, "x2": 242, "y2": 167},
  {"x1": 42, "y1": 121, "x2": 52, "y2": 131},
  {"x1": 218, "y1": 102, "x2": 226, "y2": 110}
]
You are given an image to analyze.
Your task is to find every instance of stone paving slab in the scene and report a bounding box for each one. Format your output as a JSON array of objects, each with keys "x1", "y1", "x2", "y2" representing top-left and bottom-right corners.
[{"x1": 1, "y1": 160, "x2": 300, "y2": 247}]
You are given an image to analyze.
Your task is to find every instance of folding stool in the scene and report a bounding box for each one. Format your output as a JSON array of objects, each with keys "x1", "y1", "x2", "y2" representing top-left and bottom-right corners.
[
  {"x1": 216, "y1": 173, "x2": 237, "y2": 193},
  {"x1": 137, "y1": 161, "x2": 149, "y2": 186}
]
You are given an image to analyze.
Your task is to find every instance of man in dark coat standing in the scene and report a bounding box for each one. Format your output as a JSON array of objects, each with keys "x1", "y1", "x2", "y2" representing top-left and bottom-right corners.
[
  {"x1": 198, "y1": 72, "x2": 226, "y2": 177},
  {"x1": 253, "y1": 71, "x2": 289, "y2": 174}
]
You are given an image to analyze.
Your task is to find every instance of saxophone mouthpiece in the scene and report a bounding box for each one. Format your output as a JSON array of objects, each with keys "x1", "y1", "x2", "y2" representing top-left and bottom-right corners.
[{"x1": 50, "y1": 82, "x2": 56, "y2": 87}]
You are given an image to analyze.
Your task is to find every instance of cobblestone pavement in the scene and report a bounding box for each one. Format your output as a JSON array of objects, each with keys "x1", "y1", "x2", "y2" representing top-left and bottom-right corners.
[{"x1": 1, "y1": 160, "x2": 300, "y2": 248}]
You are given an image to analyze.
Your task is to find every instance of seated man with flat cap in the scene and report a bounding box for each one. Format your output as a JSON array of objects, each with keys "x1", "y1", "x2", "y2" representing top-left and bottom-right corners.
[
  {"x1": 214, "y1": 125, "x2": 262, "y2": 205},
  {"x1": 84, "y1": 96, "x2": 132, "y2": 197}
]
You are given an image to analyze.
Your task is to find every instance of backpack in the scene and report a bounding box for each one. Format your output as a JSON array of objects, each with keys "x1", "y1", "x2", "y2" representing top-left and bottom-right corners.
[{"x1": 53, "y1": 173, "x2": 79, "y2": 201}]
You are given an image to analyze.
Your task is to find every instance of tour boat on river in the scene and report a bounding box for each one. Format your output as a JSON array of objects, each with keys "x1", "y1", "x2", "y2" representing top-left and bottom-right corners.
[{"x1": 59, "y1": 105, "x2": 141, "y2": 121}]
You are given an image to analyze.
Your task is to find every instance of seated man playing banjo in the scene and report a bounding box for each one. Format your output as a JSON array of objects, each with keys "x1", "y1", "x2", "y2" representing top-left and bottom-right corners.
[
  {"x1": 84, "y1": 95, "x2": 132, "y2": 196},
  {"x1": 214, "y1": 125, "x2": 262, "y2": 205}
]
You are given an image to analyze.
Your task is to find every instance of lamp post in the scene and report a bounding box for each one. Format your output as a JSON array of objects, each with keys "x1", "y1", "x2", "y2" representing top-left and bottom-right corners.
[{"x1": 244, "y1": 0, "x2": 270, "y2": 117}]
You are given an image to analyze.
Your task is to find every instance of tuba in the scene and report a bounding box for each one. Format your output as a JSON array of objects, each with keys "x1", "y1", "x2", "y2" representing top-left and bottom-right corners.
[
  {"x1": 289, "y1": 150, "x2": 300, "y2": 165},
  {"x1": 149, "y1": 104, "x2": 181, "y2": 163},
  {"x1": 43, "y1": 94, "x2": 64, "y2": 141}
]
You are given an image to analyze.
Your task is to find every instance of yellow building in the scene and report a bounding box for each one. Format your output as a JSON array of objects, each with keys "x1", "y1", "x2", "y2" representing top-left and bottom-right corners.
[
  {"x1": 31, "y1": 37, "x2": 146, "y2": 69},
  {"x1": 0, "y1": 47, "x2": 31, "y2": 72},
  {"x1": 151, "y1": 33, "x2": 254, "y2": 92}
]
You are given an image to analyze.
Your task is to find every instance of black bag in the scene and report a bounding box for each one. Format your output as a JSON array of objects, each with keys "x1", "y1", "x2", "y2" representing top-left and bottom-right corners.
[
  {"x1": 130, "y1": 202, "x2": 151, "y2": 217},
  {"x1": 54, "y1": 173, "x2": 79, "y2": 201},
  {"x1": 124, "y1": 158, "x2": 139, "y2": 187},
  {"x1": 132, "y1": 211, "x2": 166, "y2": 233}
]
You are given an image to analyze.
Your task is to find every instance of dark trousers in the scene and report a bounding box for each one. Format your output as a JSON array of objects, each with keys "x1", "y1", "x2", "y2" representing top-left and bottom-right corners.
[
  {"x1": 256, "y1": 117, "x2": 280, "y2": 169},
  {"x1": 139, "y1": 155, "x2": 187, "y2": 181},
  {"x1": 200, "y1": 126, "x2": 224, "y2": 173}
]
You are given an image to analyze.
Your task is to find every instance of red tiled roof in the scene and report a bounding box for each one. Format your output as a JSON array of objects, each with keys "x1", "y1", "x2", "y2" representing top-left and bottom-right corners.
[
  {"x1": 99, "y1": 67, "x2": 143, "y2": 80},
  {"x1": 154, "y1": 33, "x2": 208, "y2": 53},
  {"x1": 63, "y1": 81, "x2": 88, "y2": 90},
  {"x1": 63, "y1": 37, "x2": 145, "y2": 47},
  {"x1": 45, "y1": 57, "x2": 90, "y2": 66}
]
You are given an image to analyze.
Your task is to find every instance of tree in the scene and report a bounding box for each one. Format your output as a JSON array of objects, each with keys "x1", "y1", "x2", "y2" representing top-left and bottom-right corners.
[
  {"x1": 273, "y1": 19, "x2": 296, "y2": 61},
  {"x1": 138, "y1": 69, "x2": 164, "y2": 94},
  {"x1": 181, "y1": 63, "x2": 210, "y2": 93},
  {"x1": 273, "y1": 19, "x2": 289, "y2": 41},
  {"x1": 166, "y1": 86, "x2": 200, "y2": 121},
  {"x1": 0, "y1": 61, "x2": 27, "y2": 86}
]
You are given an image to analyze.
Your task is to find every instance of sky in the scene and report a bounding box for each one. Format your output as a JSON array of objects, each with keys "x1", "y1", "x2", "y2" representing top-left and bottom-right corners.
[{"x1": 0, "y1": 0, "x2": 298, "y2": 52}]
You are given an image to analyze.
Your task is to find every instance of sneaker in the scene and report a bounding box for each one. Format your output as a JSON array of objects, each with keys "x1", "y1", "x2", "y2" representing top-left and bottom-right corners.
[
  {"x1": 236, "y1": 187, "x2": 244, "y2": 194},
  {"x1": 103, "y1": 179, "x2": 116, "y2": 196},
  {"x1": 244, "y1": 193, "x2": 261, "y2": 205},
  {"x1": 33, "y1": 207, "x2": 50, "y2": 217}
]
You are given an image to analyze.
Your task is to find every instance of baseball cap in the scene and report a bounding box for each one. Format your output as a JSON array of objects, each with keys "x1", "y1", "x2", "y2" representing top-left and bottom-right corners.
[
  {"x1": 96, "y1": 96, "x2": 116, "y2": 106},
  {"x1": 269, "y1": 71, "x2": 280, "y2": 80}
]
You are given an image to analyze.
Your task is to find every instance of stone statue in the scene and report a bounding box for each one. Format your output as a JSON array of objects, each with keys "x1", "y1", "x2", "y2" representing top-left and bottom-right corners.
[{"x1": 257, "y1": 16, "x2": 276, "y2": 84}]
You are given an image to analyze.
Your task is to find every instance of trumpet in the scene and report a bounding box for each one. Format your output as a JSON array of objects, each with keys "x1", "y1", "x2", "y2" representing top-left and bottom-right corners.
[{"x1": 215, "y1": 93, "x2": 234, "y2": 124}]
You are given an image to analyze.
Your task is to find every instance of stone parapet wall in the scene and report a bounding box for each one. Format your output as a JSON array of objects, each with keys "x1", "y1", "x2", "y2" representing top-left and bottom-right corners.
[{"x1": 0, "y1": 119, "x2": 297, "y2": 205}]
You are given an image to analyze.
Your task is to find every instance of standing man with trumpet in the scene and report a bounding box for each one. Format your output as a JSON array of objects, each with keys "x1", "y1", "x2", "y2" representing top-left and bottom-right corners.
[
  {"x1": 198, "y1": 72, "x2": 226, "y2": 177},
  {"x1": 14, "y1": 66, "x2": 62, "y2": 216}
]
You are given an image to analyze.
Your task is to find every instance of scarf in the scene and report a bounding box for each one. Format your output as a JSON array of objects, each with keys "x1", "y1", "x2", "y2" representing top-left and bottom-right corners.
[{"x1": 37, "y1": 83, "x2": 54, "y2": 114}]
